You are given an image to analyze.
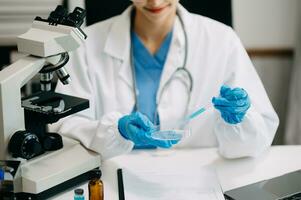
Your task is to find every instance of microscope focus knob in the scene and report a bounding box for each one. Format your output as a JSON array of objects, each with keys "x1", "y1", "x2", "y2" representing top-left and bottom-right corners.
[
  {"x1": 24, "y1": 139, "x2": 42, "y2": 156},
  {"x1": 8, "y1": 130, "x2": 43, "y2": 160}
]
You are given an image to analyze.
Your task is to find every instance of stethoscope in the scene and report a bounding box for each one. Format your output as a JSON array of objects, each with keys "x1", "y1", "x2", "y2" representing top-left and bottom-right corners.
[{"x1": 130, "y1": 9, "x2": 193, "y2": 124}]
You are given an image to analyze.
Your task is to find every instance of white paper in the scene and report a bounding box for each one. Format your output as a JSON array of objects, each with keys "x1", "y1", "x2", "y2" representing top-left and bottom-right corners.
[{"x1": 122, "y1": 167, "x2": 225, "y2": 200}]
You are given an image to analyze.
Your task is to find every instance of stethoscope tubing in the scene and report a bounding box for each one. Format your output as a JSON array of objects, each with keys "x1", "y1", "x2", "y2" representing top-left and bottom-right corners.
[{"x1": 130, "y1": 9, "x2": 193, "y2": 122}]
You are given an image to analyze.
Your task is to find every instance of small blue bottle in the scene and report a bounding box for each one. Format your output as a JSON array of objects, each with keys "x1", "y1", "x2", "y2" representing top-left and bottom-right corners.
[
  {"x1": 74, "y1": 188, "x2": 85, "y2": 200},
  {"x1": 0, "y1": 168, "x2": 4, "y2": 180}
]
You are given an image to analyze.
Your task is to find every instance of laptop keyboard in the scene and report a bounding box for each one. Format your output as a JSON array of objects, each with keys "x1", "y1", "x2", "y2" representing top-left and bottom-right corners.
[{"x1": 279, "y1": 192, "x2": 301, "y2": 200}]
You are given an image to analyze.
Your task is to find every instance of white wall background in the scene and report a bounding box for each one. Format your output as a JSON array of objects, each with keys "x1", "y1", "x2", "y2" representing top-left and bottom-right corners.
[
  {"x1": 0, "y1": 0, "x2": 63, "y2": 46},
  {"x1": 232, "y1": 0, "x2": 298, "y2": 144},
  {"x1": 232, "y1": 0, "x2": 298, "y2": 49}
]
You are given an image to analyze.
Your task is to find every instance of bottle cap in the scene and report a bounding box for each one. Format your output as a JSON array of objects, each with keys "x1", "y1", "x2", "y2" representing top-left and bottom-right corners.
[
  {"x1": 74, "y1": 188, "x2": 84, "y2": 195},
  {"x1": 89, "y1": 169, "x2": 102, "y2": 179}
]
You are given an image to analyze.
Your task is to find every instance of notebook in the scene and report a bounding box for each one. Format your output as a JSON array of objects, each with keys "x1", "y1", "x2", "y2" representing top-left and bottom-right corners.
[{"x1": 118, "y1": 167, "x2": 225, "y2": 200}]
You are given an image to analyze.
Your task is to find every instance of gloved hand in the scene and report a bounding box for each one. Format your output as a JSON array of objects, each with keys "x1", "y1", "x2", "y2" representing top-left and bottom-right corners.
[
  {"x1": 212, "y1": 85, "x2": 251, "y2": 124},
  {"x1": 118, "y1": 112, "x2": 179, "y2": 148}
]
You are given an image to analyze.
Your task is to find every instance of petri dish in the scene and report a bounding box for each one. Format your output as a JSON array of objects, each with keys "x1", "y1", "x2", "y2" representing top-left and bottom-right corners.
[{"x1": 150, "y1": 128, "x2": 191, "y2": 141}]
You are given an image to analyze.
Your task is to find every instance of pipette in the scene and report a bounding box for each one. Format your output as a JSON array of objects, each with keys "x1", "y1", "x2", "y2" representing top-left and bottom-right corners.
[
  {"x1": 178, "y1": 106, "x2": 210, "y2": 128},
  {"x1": 150, "y1": 106, "x2": 210, "y2": 141},
  {"x1": 184, "y1": 107, "x2": 207, "y2": 121}
]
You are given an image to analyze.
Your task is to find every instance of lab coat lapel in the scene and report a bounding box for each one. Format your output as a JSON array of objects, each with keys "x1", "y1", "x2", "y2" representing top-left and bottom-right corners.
[
  {"x1": 157, "y1": 15, "x2": 186, "y2": 103},
  {"x1": 102, "y1": 4, "x2": 193, "y2": 99},
  {"x1": 103, "y1": 6, "x2": 134, "y2": 90}
]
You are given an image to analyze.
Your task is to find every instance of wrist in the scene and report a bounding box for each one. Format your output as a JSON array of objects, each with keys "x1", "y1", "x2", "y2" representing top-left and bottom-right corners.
[{"x1": 118, "y1": 119, "x2": 129, "y2": 139}]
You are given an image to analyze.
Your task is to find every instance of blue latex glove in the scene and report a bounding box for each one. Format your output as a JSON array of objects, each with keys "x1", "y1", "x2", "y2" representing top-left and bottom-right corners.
[
  {"x1": 212, "y1": 85, "x2": 251, "y2": 124},
  {"x1": 118, "y1": 112, "x2": 179, "y2": 148}
]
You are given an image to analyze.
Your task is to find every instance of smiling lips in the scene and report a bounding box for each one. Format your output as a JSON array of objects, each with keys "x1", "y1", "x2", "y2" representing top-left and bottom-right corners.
[{"x1": 145, "y1": 5, "x2": 169, "y2": 13}]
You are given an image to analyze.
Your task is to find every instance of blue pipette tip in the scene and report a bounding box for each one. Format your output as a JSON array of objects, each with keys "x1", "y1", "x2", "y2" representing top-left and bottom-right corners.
[{"x1": 186, "y1": 107, "x2": 206, "y2": 121}]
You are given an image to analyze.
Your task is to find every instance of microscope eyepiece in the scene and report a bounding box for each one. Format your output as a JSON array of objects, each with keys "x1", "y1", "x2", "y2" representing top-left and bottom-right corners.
[
  {"x1": 47, "y1": 5, "x2": 68, "y2": 25},
  {"x1": 64, "y1": 7, "x2": 86, "y2": 28},
  {"x1": 34, "y1": 5, "x2": 87, "y2": 39},
  {"x1": 44, "y1": 6, "x2": 86, "y2": 28}
]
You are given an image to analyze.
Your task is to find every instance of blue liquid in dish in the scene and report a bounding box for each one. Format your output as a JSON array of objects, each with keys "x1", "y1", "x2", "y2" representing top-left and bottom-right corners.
[{"x1": 150, "y1": 130, "x2": 184, "y2": 141}]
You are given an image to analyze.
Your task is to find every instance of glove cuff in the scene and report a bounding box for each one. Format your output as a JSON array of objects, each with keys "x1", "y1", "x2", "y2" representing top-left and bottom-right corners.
[{"x1": 118, "y1": 118, "x2": 129, "y2": 139}]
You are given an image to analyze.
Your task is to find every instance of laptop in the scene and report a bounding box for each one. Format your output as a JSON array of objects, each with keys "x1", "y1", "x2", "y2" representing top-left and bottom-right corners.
[{"x1": 224, "y1": 170, "x2": 301, "y2": 200}]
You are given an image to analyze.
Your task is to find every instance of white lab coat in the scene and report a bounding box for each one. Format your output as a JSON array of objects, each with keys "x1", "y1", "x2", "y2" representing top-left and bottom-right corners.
[{"x1": 49, "y1": 5, "x2": 279, "y2": 160}]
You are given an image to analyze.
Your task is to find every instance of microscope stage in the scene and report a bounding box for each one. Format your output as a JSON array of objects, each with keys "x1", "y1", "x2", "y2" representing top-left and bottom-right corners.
[{"x1": 22, "y1": 91, "x2": 89, "y2": 123}]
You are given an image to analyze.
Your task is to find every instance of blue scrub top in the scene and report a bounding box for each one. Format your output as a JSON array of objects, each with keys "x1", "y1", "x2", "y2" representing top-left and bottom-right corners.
[{"x1": 131, "y1": 31, "x2": 173, "y2": 125}]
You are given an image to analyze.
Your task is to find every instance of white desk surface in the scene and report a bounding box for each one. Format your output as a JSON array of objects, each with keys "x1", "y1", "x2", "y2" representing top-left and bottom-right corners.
[{"x1": 51, "y1": 145, "x2": 301, "y2": 199}]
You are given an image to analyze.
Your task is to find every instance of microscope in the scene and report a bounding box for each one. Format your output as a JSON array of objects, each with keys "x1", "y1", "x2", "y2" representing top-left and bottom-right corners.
[{"x1": 0, "y1": 6, "x2": 100, "y2": 199}]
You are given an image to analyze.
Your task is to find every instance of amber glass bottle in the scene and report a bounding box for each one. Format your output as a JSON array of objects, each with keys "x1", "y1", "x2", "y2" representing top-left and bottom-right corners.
[{"x1": 88, "y1": 169, "x2": 104, "y2": 200}]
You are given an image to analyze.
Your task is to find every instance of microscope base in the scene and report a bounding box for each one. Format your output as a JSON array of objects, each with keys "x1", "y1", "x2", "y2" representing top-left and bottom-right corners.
[
  {"x1": 15, "y1": 137, "x2": 101, "y2": 199},
  {"x1": 15, "y1": 169, "x2": 94, "y2": 199}
]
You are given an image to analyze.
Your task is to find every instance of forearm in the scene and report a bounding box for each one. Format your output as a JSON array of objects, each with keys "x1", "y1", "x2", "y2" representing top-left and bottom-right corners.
[
  {"x1": 214, "y1": 107, "x2": 279, "y2": 158},
  {"x1": 49, "y1": 112, "x2": 134, "y2": 160}
]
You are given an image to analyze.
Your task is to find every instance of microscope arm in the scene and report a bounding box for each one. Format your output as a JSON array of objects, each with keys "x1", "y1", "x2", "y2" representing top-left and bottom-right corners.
[{"x1": 0, "y1": 55, "x2": 60, "y2": 159}]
